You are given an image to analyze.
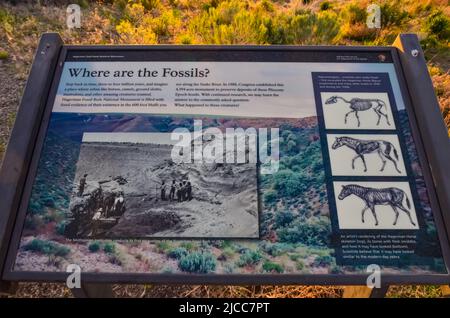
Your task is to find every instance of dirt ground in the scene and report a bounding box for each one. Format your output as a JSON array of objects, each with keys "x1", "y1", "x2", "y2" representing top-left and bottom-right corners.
[{"x1": 1, "y1": 282, "x2": 445, "y2": 298}]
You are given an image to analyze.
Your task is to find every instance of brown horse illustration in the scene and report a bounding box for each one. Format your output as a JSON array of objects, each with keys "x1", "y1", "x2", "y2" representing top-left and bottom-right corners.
[{"x1": 338, "y1": 184, "x2": 416, "y2": 226}]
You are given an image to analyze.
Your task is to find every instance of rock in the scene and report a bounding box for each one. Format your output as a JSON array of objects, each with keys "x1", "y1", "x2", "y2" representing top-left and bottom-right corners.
[{"x1": 113, "y1": 175, "x2": 128, "y2": 185}]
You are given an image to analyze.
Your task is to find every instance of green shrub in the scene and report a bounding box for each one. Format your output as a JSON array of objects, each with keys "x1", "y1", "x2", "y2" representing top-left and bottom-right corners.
[
  {"x1": 260, "y1": 242, "x2": 293, "y2": 256},
  {"x1": 75, "y1": 0, "x2": 89, "y2": 9},
  {"x1": 103, "y1": 242, "x2": 116, "y2": 254},
  {"x1": 177, "y1": 34, "x2": 193, "y2": 44},
  {"x1": 277, "y1": 216, "x2": 330, "y2": 246},
  {"x1": 296, "y1": 260, "x2": 305, "y2": 271},
  {"x1": 320, "y1": 1, "x2": 331, "y2": 11},
  {"x1": 88, "y1": 241, "x2": 101, "y2": 253},
  {"x1": 224, "y1": 264, "x2": 235, "y2": 273},
  {"x1": 236, "y1": 250, "x2": 262, "y2": 267},
  {"x1": 111, "y1": 0, "x2": 128, "y2": 11},
  {"x1": 337, "y1": 3, "x2": 376, "y2": 42},
  {"x1": 262, "y1": 261, "x2": 284, "y2": 273},
  {"x1": 200, "y1": 240, "x2": 211, "y2": 249},
  {"x1": 41, "y1": 195, "x2": 56, "y2": 208},
  {"x1": 140, "y1": 0, "x2": 161, "y2": 11},
  {"x1": 259, "y1": 0, "x2": 274, "y2": 12},
  {"x1": 24, "y1": 215, "x2": 43, "y2": 230},
  {"x1": 312, "y1": 254, "x2": 334, "y2": 267},
  {"x1": 285, "y1": 10, "x2": 340, "y2": 45},
  {"x1": 341, "y1": 3, "x2": 367, "y2": 24},
  {"x1": 412, "y1": 1, "x2": 433, "y2": 15},
  {"x1": 178, "y1": 252, "x2": 216, "y2": 273},
  {"x1": 0, "y1": 51, "x2": 8, "y2": 60},
  {"x1": 330, "y1": 264, "x2": 343, "y2": 274},
  {"x1": 201, "y1": 0, "x2": 213, "y2": 11},
  {"x1": 24, "y1": 239, "x2": 70, "y2": 257},
  {"x1": 275, "y1": 210, "x2": 295, "y2": 228},
  {"x1": 55, "y1": 222, "x2": 67, "y2": 236},
  {"x1": 28, "y1": 200, "x2": 44, "y2": 215},
  {"x1": 423, "y1": 10, "x2": 450, "y2": 41},
  {"x1": 263, "y1": 190, "x2": 277, "y2": 205},
  {"x1": 380, "y1": 3, "x2": 408, "y2": 27},
  {"x1": 273, "y1": 170, "x2": 308, "y2": 197},
  {"x1": 162, "y1": 266, "x2": 173, "y2": 273},
  {"x1": 43, "y1": 213, "x2": 56, "y2": 223},
  {"x1": 221, "y1": 246, "x2": 235, "y2": 259},
  {"x1": 156, "y1": 241, "x2": 172, "y2": 252},
  {"x1": 186, "y1": 0, "x2": 269, "y2": 44},
  {"x1": 217, "y1": 240, "x2": 233, "y2": 249},
  {"x1": 180, "y1": 242, "x2": 196, "y2": 251},
  {"x1": 168, "y1": 247, "x2": 188, "y2": 259},
  {"x1": 153, "y1": 10, "x2": 181, "y2": 37}
]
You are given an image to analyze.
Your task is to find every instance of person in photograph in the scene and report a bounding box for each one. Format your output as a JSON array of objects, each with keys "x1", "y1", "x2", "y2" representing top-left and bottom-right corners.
[
  {"x1": 182, "y1": 180, "x2": 188, "y2": 201},
  {"x1": 169, "y1": 180, "x2": 176, "y2": 201},
  {"x1": 91, "y1": 207, "x2": 103, "y2": 237},
  {"x1": 177, "y1": 182, "x2": 183, "y2": 202},
  {"x1": 160, "y1": 180, "x2": 167, "y2": 201},
  {"x1": 186, "y1": 181, "x2": 192, "y2": 201},
  {"x1": 77, "y1": 173, "x2": 88, "y2": 197}
]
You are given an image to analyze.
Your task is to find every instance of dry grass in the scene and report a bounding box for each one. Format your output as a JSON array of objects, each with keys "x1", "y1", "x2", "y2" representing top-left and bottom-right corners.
[
  {"x1": 1, "y1": 282, "x2": 445, "y2": 298},
  {"x1": 431, "y1": 71, "x2": 450, "y2": 135}
]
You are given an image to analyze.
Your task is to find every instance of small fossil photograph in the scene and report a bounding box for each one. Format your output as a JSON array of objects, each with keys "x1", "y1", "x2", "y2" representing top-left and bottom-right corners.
[
  {"x1": 65, "y1": 132, "x2": 259, "y2": 239},
  {"x1": 321, "y1": 92, "x2": 396, "y2": 130},
  {"x1": 326, "y1": 134, "x2": 407, "y2": 176},
  {"x1": 333, "y1": 181, "x2": 419, "y2": 230}
]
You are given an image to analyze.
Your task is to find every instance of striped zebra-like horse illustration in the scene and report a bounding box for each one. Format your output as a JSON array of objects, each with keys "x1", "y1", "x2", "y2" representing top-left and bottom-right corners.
[
  {"x1": 338, "y1": 184, "x2": 416, "y2": 226},
  {"x1": 325, "y1": 96, "x2": 390, "y2": 127},
  {"x1": 331, "y1": 136, "x2": 402, "y2": 173}
]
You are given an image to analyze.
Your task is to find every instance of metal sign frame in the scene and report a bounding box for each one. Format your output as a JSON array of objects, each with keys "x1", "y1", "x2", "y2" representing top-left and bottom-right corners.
[{"x1": 0, "y1": 33, "x2": 449, "y2": 287}]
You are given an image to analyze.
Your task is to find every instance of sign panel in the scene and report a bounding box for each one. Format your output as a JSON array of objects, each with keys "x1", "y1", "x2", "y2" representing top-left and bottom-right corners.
[{"x1": 2, "y1": 44, "x2": 449, "y2": 283}]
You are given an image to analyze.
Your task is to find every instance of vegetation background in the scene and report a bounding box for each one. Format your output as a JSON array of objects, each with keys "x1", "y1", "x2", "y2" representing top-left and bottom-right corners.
[{"x1": 0, "y1": 0, "x2": 449, "y2": 298}]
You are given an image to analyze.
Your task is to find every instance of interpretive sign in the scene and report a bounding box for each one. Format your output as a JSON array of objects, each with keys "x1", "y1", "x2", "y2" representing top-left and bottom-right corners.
[{"x1": 0, "y1": 33, "x2": 449, "y2": 286}]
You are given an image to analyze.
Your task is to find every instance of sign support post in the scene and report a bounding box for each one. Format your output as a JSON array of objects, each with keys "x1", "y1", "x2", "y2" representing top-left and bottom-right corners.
[
  {"x1": 441, "y1": 286, "x2": 450, "y2": 297},
  {"x1": 0, "y1": 33, "x2": 63, "y2": 292},
  {"x1": 71, "y1": 283, "x2": 115, "y2": 298},
  {"x1": 342, "y1": 285, "x2": 389, "y2": 298},
  {"x1": 393, "y1": 34, "x2": 450, "y2": 244}
]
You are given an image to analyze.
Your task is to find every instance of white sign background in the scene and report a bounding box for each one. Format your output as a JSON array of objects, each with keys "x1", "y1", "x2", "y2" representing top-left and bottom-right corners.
[{"x1": 53, "y1": 61, "x2": 406, "y2": 118}]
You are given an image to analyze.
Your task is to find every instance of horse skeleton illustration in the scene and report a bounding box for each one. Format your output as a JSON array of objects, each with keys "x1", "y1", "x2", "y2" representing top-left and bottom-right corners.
[
  {"x1": 325, "y1": 96, "x2": 390, "y2": 127},
  {"x1": 338, "y1": 184, "x2": 416, "y2": 226},
  {"x1": 332, "y1": 136, "x2": 401, "y2": 173}
]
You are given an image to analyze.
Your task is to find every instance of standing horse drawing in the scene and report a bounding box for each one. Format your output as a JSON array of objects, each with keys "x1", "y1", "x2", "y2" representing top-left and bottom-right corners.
[
  {"x1": 325, "y1": 96, "x2": 390, "y2": 127},
  {"x1": 332, "y1": 136, "x2": 402, "y2": 173},
  {"x1": 338, "y1": 184, "x2": 416, "y2": 226}
]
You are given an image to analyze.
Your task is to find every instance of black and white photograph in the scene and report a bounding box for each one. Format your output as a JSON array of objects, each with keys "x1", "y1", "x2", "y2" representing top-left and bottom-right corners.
[
  {"x1": 66, "y1": 132, "x2": 259, "y2": 239},
  {"x1": 326, "y1": 134, "x2": 407, "y2": 176},
  {"x1": 333, "y1": 181, "x2": 419, "y2": 230},
  {"x1": 321, "y1": 92, "x2": 396, "y2": 130}
]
